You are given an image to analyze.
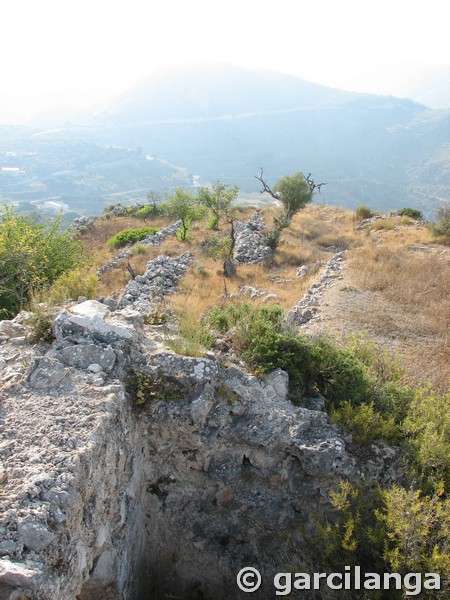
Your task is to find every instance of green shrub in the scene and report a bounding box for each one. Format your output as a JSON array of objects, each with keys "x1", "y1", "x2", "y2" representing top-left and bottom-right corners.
[
  {"x1": 432, "y1": 204, "x2": 450, "y2": 241},
  {"x1": 332, "y1": 401, "x2": 399, "y2": 444},
  {"x1": 125, "y1": 369, "x2": 184, "y2": 406},
  {"x1": 28, "y1": 303, "x2": 55, "y2": 344},
  {"x1": 319, "y1": 480, "x2": 450, "y2": 595},
  {"x1": 376, "y1": 486, "x2": 450, "y2": 580},
  {"x1": 130, "y1": 243, "x2": 148, "y2": 256},
  {"x1": 402, "y1": 386, "x2": 450, "y2": 490},
  {"x1": 132, "y1": 204, "x2": 164, "y2": 221},
  {"x1": 397, "y1": 207, "x2": 423, "y2": 220},
  {"x1": 307, "y1": 337, "x2": 371, "y2": 408},
  {"x1": 207, "y1": 214, "x2": 220, "y2": 231},
  {"x1": 345, "y1": 332, "x2": 403, "y2": 383},
  {"x1": 0, "y1": 207, "x2": 82, "y2": 318},
  {"x1": 317, "y1": 481, "x2": 386, "y2": 572},
  {"x1": 48, "y1": 268, "x2": 98, "y2": 304},
  {"x1": 205, "y1": 302, "x2": 371, "y2": 399},
  {"x1": 107, "y1": 227, "x2": 159, "y2": 249},
  {"x1": 354, "y1": 204, "x2": 374, "y2": 221}
]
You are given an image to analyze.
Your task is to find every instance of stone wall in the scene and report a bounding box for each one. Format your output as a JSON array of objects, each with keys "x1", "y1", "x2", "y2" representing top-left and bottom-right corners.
[
  {"x1": 233, "y1": 211, "x2": 273, "y2": 264},
  {"x1": 0, "y1": 296, "x2": 402, "y2": 599}
]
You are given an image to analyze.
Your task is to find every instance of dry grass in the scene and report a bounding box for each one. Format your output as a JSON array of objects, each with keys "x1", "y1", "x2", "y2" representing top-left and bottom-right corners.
[
  {"x1": 79, "y1": 214, "x2": 173, "y2": 268},
  {"x1": 350, "y1": 242, "x2": 449, "y2": 332},
  {"x1": 348, "y1": 239, "x2": 449, "y2": 390},
  {"x1": 292, "y1": 204, "x2": 359, "y2": 248}
]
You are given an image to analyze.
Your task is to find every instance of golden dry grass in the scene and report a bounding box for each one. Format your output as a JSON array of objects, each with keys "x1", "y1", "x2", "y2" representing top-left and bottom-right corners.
[{"x1": 345, "y1": 238, "x2": 450, "y2": 391}]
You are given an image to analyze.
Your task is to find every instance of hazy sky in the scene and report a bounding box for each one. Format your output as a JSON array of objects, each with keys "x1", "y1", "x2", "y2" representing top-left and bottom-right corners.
[{"x1": 1, "y1": 0, "x2": 449, "y2": 123}]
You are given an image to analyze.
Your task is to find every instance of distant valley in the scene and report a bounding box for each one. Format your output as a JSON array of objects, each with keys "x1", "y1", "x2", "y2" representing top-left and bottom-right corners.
[{"x1": 1, "y1": 65, "x2": 448, "y2": 218}]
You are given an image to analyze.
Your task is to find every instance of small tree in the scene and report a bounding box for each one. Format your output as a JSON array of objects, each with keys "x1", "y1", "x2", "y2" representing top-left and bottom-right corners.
[
  {"x1": 134, "y1": 191, "x2": 164, "y2": 222},
  {"x1": 273, "y1": 172, "x2": 315, "y2": 220},
  {"x1": 197, "y1": 182, "x2": 238, "y2": 230},
  {"x1": 163, "y1": 188, "x2": 205, "y2": 241},
  {"x1": 255, "y1": 169, "x2": 326, "y2": 249}
]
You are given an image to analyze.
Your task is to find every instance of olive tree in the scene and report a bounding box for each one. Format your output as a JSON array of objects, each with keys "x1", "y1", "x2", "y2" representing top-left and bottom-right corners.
[
  {"x1": 255, "y1": 169, "x2": 326, "y2": 249},
  {"x1": 163, "y1": 188, "x2": 205, "y2": 241},
  {"x1": 197, "y1": 181, "x2": 238, "y2": 230}
]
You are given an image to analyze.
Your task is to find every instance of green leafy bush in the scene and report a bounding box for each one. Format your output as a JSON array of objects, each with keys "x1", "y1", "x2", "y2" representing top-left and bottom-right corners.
[
  {"x1": 48, "y1": 268, "x2": 98, "y2": 304},
  {"x1": 331, "y1": 401, "x2": 399, "y2": 444},
  {"x1": 402, "y1": 386, "x2": 450, "y2": 490},
  {"x1": 107, "y1": 227, "x2": 159, "y2": 249},
  {"x1": 307, "y1": 337, "x2": 371, "y2": 407},
  {"x1": 397, "y1": 207, "x2": 423, "y2": 220},
  {"x1": 163, "y1": 188, "x2": 206, "y2": 241},
  {"x1": 205, "y1": 302, "x2": 371, "y2": 399},
  {"x1": 0, "y1": 207, "x2": 82, "y2": 318},
  {"x1": 318, "y1": 480, "x2": 449, "y2": 596},
  {"x1": 132, "y1": 204, "x2": 164, "y2": 221},
  {"x1": 376, "y1": 486, "x2": 450, "y2": 579}
]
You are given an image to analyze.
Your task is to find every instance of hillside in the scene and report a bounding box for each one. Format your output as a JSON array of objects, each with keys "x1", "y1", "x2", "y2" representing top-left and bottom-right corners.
[
  {"x1": 1, "y1": 66, "x2": 448, "y2": 218},
  {"x1": 95, "y1": 65, "x2": 450, "y2": 216}
]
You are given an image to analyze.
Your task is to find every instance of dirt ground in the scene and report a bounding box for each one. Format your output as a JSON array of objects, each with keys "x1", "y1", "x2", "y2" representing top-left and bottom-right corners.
[{"x1": 300, "y1": 249, "x2": 449, "y2": 392}]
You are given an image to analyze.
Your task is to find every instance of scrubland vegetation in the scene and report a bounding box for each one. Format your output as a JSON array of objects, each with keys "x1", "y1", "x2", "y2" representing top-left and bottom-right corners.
[{"x1": 1, "y1": 186, "x2": 449, "y2": 596}]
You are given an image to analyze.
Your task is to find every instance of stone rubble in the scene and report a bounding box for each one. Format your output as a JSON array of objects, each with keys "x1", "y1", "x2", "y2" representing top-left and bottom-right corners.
[
  {"x1": 232, "y1": 211, "x2": 273, "y2": 264},
  {"x1": 117, "y1": 253, "x2": 195, "y2": 314},
  {"x1": 355, "y1": 213, "x2": 428, "y2": 231},
  {"x1": 286, "y1": 251, "x2": 347, "y2": 327}
]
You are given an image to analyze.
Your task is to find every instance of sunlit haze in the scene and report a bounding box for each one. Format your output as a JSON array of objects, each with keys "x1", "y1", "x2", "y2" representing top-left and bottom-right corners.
[{"x1": 1, "y1": 0, "x2": 449, "y2": 123}]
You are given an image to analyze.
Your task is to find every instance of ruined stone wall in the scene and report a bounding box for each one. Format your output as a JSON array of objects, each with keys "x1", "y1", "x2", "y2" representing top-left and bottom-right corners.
[{"x1": 0, "y1": 293, "x2": 401, "y2": 599}]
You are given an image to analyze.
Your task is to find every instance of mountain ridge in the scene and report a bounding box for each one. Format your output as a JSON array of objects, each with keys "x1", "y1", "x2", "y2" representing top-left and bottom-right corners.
[{"x1": 1, "y1": 65, "x2": 448, "y2": 217}]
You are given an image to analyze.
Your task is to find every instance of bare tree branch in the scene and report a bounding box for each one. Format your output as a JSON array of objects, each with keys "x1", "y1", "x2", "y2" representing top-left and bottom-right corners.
[
  {"x1": 254, "y1": 168, "x2": 279, "y2": 200},
  {"x1": 126, "y1": 261, "x2": 137, "y2": 280},
  {"x1": 304, "y1": 173, "x2": 327, "y2": 193}
]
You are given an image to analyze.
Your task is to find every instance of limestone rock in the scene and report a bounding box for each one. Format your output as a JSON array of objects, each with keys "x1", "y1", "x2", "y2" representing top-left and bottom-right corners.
[
  {"x1": 17, "y1": 522, "x2": 55, "y2": 552},
  {"x1": 70, "y1": 300, "x2": 110, "y2": 320},
  {"x1": 59, "y1": 344, "x2": 116, "y2": 372},
  {"x1": 0, "y1": 321, "x2": 26, "y2": 338},
  {"x1": 0, "y1": 559, "x2": 42, "y2": 590},
  {"x1": 27, "y1": 357, "x2": 68, "y2": 390},
  {"x1": 53, "y1": 311, "x2": 135, "y2": 346}
]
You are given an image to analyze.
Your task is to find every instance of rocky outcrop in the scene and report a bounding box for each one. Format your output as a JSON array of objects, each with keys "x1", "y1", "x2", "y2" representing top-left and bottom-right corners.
[
  {"x1": 118, "y1": 253, "x2": 195, "y2": 314},
  {"x1": 233, "y1": 211, "x2": 273, "y2": 264},
  {"x1": 0, "y1": 293, "x2": 402, "y2": 599}
]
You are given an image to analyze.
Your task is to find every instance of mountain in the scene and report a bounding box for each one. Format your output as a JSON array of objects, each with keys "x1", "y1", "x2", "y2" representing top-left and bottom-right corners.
[
  {"x1": 1, "y1": 65, "x2": 448, "y2": 217},
  {"x1": 95, "y1": 65, "x2": 449, "y2": 216},
  {"x1": 100, "y1": 64, "x2": 356, "y2": 122},
  {"x1": 349, "y1": 64, "x2": 450, "y2": 110}
]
